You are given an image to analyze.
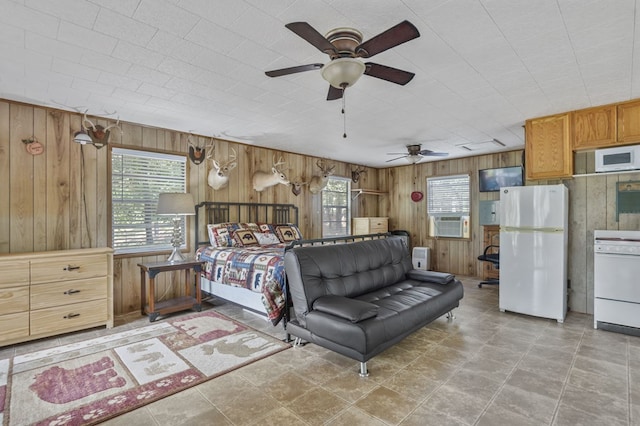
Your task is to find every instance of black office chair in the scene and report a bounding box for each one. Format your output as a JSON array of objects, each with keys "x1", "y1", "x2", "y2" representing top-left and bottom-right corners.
[{"x1": 477, "y1": 245, "x2": 499, "y2": 288}]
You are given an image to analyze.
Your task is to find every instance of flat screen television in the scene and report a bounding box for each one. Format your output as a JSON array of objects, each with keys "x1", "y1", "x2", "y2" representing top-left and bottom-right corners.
[{"x1": 478, "y1": 166, "x2": 524, "y2": 192}]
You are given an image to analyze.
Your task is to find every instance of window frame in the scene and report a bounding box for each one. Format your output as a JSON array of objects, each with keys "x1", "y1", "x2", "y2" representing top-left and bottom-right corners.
[
  {"x1": 426, "y1": 173, "x2": 471, "y2": 239},
  {"x1": 110, "y1": 146, "x2": 189, "y2": 256},
  {"x1": 321, "y1": 176, "x2": 352, "y2": 237}
]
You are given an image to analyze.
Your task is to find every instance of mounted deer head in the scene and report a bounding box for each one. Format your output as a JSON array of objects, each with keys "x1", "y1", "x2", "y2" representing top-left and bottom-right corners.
[
  {"x1": 252, "y1": 155, "x2": 290, "y2": 192},
  {"x1": 207, "y1": 146, "x2": 237, "y2": 190},
  {"x1": 351, "y1": 165, "x2": 367, "y2": 183},
  {"x1": 309, "y1": 159, "x2": 336, "y2": 194},
  {"x1": 188, "y1": 135, "x2": 214, "y2": 165},
  {"x1": 290, "y1": 176, "x2": 308, "y2": 196},
  {"x1": 82, "y1": 111, "x2": 121, "y2": 149}
]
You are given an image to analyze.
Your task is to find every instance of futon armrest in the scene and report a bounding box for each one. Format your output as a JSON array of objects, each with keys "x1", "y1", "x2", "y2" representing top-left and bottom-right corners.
[
  {"x1": 407, "y1": 270, "x2": 455, "y2": 284},
  {"x1": 312, "y1": 295, "x2": 378, "y2": 323}
]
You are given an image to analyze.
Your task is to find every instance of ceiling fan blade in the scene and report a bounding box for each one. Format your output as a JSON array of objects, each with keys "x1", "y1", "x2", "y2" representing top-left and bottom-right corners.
[
  {"x1": 355, "y1": 20, "x2": 420, "y2": 58},
  {"x1": 364, "y1": 63, "x2": 415, "y2": 85},
  {"x1": 327, "y1": 85, "x2": 343, "y2": 101},
  {"x1": 386, "y1": 155, "x2": 408, "y2": 162},
  {"x1": 265, "y1": 63, "x2": 323, "y2": 77},
  {"x1": 419, "y1": 150, "x2": 449, "y2": 157},
  {"x1": 285, "y1": 22, "x2": 338, "y2": 55}
]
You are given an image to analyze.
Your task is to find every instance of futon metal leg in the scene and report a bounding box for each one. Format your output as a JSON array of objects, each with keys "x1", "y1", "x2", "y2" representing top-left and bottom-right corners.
[
  {"x1": 293, "y1": 337, "x2": 306, "y2": 347},
  {"x1": 446, "y1": 310, "x2": 455, "y2": 320},
  {"x1": 359, "y1": 362, "x2": 369, "y2": 377}
]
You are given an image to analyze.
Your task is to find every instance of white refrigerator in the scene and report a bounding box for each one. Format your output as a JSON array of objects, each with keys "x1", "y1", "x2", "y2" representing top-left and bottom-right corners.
[{"x1": 499, "y1": 184, "x2": 568, "y2": 323}]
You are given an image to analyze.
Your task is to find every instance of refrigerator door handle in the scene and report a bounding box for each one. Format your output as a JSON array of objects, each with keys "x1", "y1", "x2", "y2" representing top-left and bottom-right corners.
[{"x1": 501, "y1": 226, "x2": 564, "y2": 233}]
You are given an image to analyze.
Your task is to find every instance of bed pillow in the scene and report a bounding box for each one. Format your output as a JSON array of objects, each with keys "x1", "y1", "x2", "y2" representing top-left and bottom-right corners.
[
  {"x1": 274, "y1": 224, "x2": 302, "y2": 243},
  {"x1": 233, "y1": 229, "x2": 259, "y2": 247},
  {"x1": 207, "y1": 224, "x2": 233, "y2": 247},
  {"x1": 254, "y1": 232, "x2": 281, "y2": 246}
]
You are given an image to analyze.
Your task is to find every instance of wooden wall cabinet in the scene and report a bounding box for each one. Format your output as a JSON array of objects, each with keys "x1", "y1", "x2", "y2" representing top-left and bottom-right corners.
[
  {"x1": 0, "y1": 248, "x2": 113, "y2": 346},
  {"x1": 572, "y1": 104, "x2": 617, "y2": 150},
  {"x1": 352, "y1": 217, "x2": 388, "y2": 235},
  {"x1": 525, "y1": 113, "x2": 573, "y2": 180},
  {"x1": 617, "y1": 99, "x2": 640, "y2": 144}
]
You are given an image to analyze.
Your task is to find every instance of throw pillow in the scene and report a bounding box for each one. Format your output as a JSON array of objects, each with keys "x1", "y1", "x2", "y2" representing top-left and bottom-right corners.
[
  {"x1": 233, "y1": 229, "x2": 259, "y2": 246},
  {"x1": 207, "y1": 224, "x2": 233, "y2": 247},
  {"x1": 275, "y1": 225, "x2": 301, "y2": 242},
  {"x1": 254, "y1": 232, "x2": 281, "y2": 245}
]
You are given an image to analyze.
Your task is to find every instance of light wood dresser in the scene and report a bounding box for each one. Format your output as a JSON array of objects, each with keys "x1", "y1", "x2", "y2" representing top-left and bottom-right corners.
[
  {"x1": 352, "y1": 217, "x2": 389, "y2": 235},
  {"x1": 0, "y1": 247, "x2": 113, "y2": 346}
]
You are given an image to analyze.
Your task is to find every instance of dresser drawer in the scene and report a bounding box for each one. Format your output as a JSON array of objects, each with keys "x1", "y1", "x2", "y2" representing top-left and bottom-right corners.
[
  {"x1": 31, "y1": 277, "x2": 107, "y2": 310},
  {"x1": 31, "y1": 299, "x2": 108, "y2": 335},
  {"x1": 0, "y1": 286, "x2": 30, "y2": 314},
  {"x1": 31, "y1": 254, "x2": 107, "y2": 284},
  {"x1": 0, "y1": 311, "x2": 30, "y2": 341},
  {"x1": 0, "y1": 260, "x2": 29, "y2": 289}
]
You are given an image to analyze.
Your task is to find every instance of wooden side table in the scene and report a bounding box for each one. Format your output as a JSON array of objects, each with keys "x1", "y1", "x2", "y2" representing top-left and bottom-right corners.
[{"x1": 138, "y1": 259, "x2": 203, "y2": 322}]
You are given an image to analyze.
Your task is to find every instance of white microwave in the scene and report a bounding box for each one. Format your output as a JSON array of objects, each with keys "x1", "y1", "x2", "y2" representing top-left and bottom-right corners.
[{"x1": 595, "y1": 145, "x2": 640, "y2": 172}]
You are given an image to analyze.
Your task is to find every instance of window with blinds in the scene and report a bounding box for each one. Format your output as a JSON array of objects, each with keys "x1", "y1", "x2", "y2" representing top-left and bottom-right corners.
[
  {"x1": 111, "y1": 148, "x2": 188, "y2": 254},
  {"x1": 322, "y1": 177, "x2": 351, "y2": 237},
  {"x1": 427, "y1": 174, "x2": 470, "y2": 238}
]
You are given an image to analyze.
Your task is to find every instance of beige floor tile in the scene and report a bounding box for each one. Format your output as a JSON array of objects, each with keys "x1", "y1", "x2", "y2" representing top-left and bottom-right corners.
[
  {"x1": 320, "y1": 370, "x2": 379, "y2": 403},
  {"x1": 325, "y1": 406, "x2": 388, "y2": 426},
  {"x1": 559, "y1": 383, "x2": 629, "y2": 423},
  {"x1": 101, "y1": 407, "x2": 159, "y2": 426},
  {"x1": 355, "y1": 386, "x2": 420, "y2": 424},
  {"x1": 567, "y1": 365, "x2": 629, "y2": 398},
  {"x1": 286, "y1": 387, "x2": 350, "y2": 425},
  {"x1": 146, "y1": 387, "x2": 224, "y2": 425},
  {"x1": 249, "y1": 406, "x2": 307, "y2": 426},
  {"x1": 477, "y1": 403, "x2": 544, "y2": 426},
  {"x1": 491, "y1": 384, "x2": 558, "y2": 424},
  {"x1": 419, "y1": 384, "x2": 489, "y2": 425},
  {"x1": 400, "y1": 404, "x2": 468, "y2": 426},
  {"x1": 553, "y1": 403, "x2": 627, "y2": 426}
]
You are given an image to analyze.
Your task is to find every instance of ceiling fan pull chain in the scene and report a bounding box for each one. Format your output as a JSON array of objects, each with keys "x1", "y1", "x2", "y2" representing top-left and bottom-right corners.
[{"x1": 342, "y1": 87, "x2": 347, "y2": 138}]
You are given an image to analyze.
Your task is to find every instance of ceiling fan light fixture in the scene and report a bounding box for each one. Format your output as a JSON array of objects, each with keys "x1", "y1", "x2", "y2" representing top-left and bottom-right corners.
[
  {"x1": 321, "y1": 57, "x2": 366, "y2": 89},
  {"x1": 406, "y1": 154, "x2": 422, "y2": 164}
]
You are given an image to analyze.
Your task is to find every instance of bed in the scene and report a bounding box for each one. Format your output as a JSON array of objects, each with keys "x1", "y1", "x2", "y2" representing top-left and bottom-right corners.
[{"x1": 194, "y1": 202, "x2": 300, "y2": 326}]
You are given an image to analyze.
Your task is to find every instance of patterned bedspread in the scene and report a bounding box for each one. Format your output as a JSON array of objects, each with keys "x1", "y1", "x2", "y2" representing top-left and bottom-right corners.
[{"x1": 196, "y1": 244, "x2": 287, "y2": 325}]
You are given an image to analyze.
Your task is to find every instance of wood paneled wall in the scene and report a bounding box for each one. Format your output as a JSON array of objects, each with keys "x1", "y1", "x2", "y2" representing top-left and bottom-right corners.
[
  {"x1": 0, "y1": 100, "x2": 379, "y2": 317},
  {"x1": 378, "y1": 151, "x2": 523, "y2": 278},
  {"x1": 378, "y1": 149, "x2": 640, "y2": 314},
  {"x1": 2, "y1": 99, "x2": 638, "y2": 317}
]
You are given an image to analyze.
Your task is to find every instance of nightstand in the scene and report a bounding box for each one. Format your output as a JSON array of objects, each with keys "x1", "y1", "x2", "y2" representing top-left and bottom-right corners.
[{"x1": 138, "y1": 259, "x2": 203, "y2": 322}]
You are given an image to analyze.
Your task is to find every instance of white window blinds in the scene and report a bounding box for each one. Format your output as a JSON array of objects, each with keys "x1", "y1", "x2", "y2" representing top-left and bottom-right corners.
[
  {"x1": 111, "y1": 148, "x2": 187, "y2": 254},
  {"x1": 427, "y1": 174, "x2": 470, "y2": 216}
]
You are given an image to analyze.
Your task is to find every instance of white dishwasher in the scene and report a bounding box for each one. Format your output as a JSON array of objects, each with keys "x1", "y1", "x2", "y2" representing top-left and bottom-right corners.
[{"x1": 594, "y1": 230, "x2": 640, "y2": 333}]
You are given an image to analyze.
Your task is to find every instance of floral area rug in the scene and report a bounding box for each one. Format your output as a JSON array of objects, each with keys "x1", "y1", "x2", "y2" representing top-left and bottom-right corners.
[{"x1": 0, "y1": 311, "x2": 290, "y2": 425}]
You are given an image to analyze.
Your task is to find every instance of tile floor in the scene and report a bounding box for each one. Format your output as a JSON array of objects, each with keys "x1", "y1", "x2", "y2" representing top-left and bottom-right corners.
[{"x1": 3, "y1": 276, "x2": 639, "y2": 425}]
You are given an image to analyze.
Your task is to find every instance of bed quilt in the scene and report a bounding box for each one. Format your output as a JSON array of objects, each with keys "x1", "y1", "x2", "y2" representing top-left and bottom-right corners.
[{"x1": 196, "y1": 245, "x2": 287, "y2": 325}]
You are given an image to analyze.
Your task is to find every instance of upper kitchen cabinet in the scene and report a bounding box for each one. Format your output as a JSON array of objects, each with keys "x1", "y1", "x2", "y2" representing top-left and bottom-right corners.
[
  {"x1": 573, "y1": 104, "x2": 617, "y2": 150},
  {"x1": 617, "y1": 99, "x2": 640, "y2": 144},
  {"x1": 525, "y1": 113, "x2": 573, "y2": 180}
]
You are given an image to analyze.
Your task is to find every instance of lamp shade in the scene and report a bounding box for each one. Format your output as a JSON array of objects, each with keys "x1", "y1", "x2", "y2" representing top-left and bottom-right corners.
[
  {"x1": 157, "y1": 193, "x2": 195, "y2": 216},
  {"x1": 321, "y1": 58, "x2": 366, "y2": 89}
]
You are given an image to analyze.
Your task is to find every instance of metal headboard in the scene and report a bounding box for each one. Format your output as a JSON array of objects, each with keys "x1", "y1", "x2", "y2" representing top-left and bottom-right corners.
[{"x1": 194, "y1": 201, "x2": 299, "y2": 250}]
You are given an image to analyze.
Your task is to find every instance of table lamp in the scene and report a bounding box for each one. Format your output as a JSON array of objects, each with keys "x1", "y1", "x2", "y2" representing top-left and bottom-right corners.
[{"x1": 157, "y1": 192, "x2": 195, "y2": 262}]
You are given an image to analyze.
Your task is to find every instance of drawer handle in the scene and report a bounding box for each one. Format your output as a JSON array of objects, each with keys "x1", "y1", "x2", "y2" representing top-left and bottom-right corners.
[
  {"x1": 64, "y1": 289, "x2": 81, "y2": 295},
  {"x1": 64, "y1": 265, "x2": 80, "y2": 271},
  {"x1": 64, "y1": 313, "x2": 80, "y2": 319}
]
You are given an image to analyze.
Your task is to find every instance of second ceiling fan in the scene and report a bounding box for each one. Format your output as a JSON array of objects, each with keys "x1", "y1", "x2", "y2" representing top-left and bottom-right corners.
[{"x1": 265, "y1": 20, "x2": 420, "y2": 100}]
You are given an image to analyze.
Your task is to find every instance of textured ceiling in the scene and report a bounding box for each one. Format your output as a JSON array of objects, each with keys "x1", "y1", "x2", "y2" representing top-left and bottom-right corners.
[{"x1": 1, "y1": 0, "x2": 639, "y2": 167}]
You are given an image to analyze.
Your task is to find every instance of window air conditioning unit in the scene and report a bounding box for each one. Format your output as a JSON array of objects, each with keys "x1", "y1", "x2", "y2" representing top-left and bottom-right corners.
[
  {"x1": 433, "y1": 216, "x2": 464, "y2": 238},
  {"x1": 412, "y1": 247, "x2": 430, "y2": 270}
]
